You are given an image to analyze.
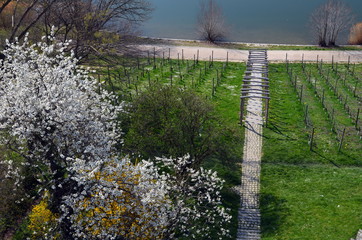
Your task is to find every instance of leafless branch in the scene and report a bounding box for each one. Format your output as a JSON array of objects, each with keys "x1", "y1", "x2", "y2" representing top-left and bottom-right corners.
[
  {"x1": 310, "y1": 0, "x2": 354, "y2": 47},
  {"x1": 197, "y1": 0, "x2": 228, "y2": 43},
  {"x1": 0, "y1": 0, "x2": 12, "y2": 16}
]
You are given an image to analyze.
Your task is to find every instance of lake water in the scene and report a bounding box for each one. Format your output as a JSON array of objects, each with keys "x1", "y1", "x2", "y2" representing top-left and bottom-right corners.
[{"x1": 142, "y1": 0, "x2": 362, "y2": 44}]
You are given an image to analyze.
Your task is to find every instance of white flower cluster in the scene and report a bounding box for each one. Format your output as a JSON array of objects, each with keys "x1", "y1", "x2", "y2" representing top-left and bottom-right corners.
[
  {"x1": 61, "y1": 157, "x2": 173, "y2": 239},
  {"x1": 156, "y1": 155, "x2": 232, "y2": 239},
  {"x1": 0, "y1": 35, "x2": 119, "y2": 175}
]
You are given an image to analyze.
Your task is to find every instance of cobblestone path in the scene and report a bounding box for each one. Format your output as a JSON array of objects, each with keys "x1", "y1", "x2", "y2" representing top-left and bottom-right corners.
[
  {"x1": 237, "y1": 50, "x2": 269, "y2": 240},
  {"x1": 351, "y1": 230, "x2": 362, "y2": 240}
]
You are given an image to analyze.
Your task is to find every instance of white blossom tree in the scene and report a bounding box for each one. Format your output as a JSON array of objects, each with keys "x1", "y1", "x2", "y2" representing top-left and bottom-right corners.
[
  {"x1": 0, "y1": 35, "x2": 231, "y2": 239},
  {"x1": 0, "y1": 34, "x2": 120, "y2": 235}
]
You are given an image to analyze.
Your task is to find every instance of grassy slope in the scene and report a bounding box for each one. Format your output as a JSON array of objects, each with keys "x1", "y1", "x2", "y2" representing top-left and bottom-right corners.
[{"x1": 261, "y1": 63, "x2": 362, "y2": 239}]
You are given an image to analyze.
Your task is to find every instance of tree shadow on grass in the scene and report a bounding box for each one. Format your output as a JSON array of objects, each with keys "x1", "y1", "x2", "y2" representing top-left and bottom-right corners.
[{"x1": 260, "y1": 193, "x2": 289, "y2": 236}]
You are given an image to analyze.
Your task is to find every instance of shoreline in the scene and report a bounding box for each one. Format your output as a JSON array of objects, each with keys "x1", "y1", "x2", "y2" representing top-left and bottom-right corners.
[
  {"x1": 135, "y1": 44, "x2": 362, "y2": 63},
  {"x1": 134, "y1": 36, "x2": 362, "y2": 51},
  {"x1": 139, "y1": 36, "x2": 317, "y2": 47}
]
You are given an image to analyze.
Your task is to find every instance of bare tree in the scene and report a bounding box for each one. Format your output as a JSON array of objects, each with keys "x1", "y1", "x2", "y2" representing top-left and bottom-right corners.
[
  {"x1": 0, "y1": 0, "x2": 57, "y2": 45},
  {"x1": 1, "y1": 0, "x2": 152, "y2": 60},
  {"x1": 310, "y1": 0, "x2": 354, "y2": 47},
  {"x1": 43, "y1": 0, "x2": 152, "y2": 59},
  {"x1": 197, "y1": 0, "x2": 227, "y2": 43}
]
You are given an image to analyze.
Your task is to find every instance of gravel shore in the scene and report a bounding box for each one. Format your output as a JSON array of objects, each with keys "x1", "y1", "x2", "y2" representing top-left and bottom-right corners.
[{"x1": 136, "y1": 44, "x2": 362, "y2": 63}]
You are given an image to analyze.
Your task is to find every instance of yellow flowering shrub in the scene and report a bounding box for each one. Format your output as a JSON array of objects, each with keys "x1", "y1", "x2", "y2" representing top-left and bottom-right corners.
[
  {"x1": 65, "y1": 159, "x2": 171, "y2": 239},
  {"x1": 28, "y1": 196, "x2": 59, "y2": 240}
]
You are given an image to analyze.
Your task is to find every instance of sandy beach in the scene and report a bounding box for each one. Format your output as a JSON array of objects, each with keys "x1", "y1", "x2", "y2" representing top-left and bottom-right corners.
[{"x1": 136, "y1": 44, "x2": 362, "y2": 63}]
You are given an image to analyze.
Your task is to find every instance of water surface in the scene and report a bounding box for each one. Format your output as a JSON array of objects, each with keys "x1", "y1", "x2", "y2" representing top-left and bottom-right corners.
[{"x1": 142, "y1": 0, "x2": 362, "y2": 44}]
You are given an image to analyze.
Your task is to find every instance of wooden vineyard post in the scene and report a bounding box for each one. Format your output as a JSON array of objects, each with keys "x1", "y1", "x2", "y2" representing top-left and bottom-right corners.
[
  {"x1": 356, "y1": 108, "x2": 360, "y2": 130},
  {"x1": 182, "y1": 49, "x2": 184, "y2": 63},
  {"x1": 226, "y1": 51, "x2": 229, "y2": 66},
  {"x1": 197, "y1": 49, "x2": 199, "y2": 64},
  {"x1": 211, "y1": 50, "x2": 214, "y2": 66},
  {"x1": 153, "y1": 47, "x2": 156, "y2": 69},
  {"x1": 148, "y1": 70, "x2": 151, "y2": 87},
  {"x1": 135, "y1": 77, "x2": 139, "y2": 95},
  {"x1": 216, "y1": 69, "x2": 219, "y2": 85},
  {"x1": 338, "y1": 128, "x2": 346, "y2": 152},
  {"x1": 334, "y1": 77, "x2": 338, "y2": 93},
  {"x1": 348, "y1": 56, "x2": 350, "y2": 69},
  {"x1": 309, "y1": 127, "x2": 315, "y2": 151},
  {"x1": 212, "y1": 78, "x2": 215, "y2": 97},
  {"x1": 332, "y1": 55, "x2": 334, "y2": 69},
  {"x1": 320, "y1": 59, "x2": 323, "y2": 73},
  {"x1": 322, "y1": 89, "x2": 325, "y2": 107}
]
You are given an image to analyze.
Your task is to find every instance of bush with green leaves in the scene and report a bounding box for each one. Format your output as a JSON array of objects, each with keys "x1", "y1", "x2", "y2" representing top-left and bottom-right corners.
[{"x1": 123, "y1": 84, "x2": 241, "y2": 167}]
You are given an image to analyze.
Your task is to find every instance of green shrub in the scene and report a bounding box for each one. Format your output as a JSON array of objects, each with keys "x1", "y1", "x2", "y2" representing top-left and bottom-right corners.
[{"x1": 123, "y1": 84, "x2": 241, "y2": 167}]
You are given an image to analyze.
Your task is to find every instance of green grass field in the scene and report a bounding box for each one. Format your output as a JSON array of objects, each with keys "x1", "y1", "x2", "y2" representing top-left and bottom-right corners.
[
  {"x1": 262, "y1": 62, "x2": 362, "y2": 239},
  {"x1": 261, "y1": 164, "x2": 362, "y2": 240}
]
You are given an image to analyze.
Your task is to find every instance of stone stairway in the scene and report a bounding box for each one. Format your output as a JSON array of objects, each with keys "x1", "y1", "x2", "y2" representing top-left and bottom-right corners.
[{"x1": 237, "y1": 50, "x2": 269, "y2": 240}]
